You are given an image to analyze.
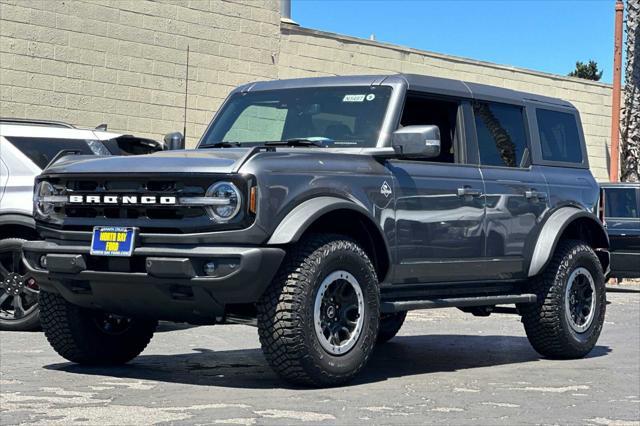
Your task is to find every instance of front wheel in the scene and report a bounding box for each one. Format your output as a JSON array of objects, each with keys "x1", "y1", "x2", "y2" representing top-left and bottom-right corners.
[
  {"x1": 520, "y1": 240, "x2": 606, "y2": 359},
  {"x1": 0, "y1": 238, "x2": 41, "y2": 331},
  {"x1": 257, "y1": 234, "x2": 380, "y2": 387},
  {"x1": 40, "y1": 291, "x2": 157, "y2": 365}
]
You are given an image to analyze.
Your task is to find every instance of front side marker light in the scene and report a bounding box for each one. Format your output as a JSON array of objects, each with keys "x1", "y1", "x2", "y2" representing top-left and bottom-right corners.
[{"x1": 249, "y1": 186, "x2": 257, "y2": 214}]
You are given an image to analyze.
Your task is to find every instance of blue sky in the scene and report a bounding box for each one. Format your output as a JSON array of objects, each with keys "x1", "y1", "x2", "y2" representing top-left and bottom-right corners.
[{"x1": 293, "y1": 0, "x2": 618, "y2": 83}]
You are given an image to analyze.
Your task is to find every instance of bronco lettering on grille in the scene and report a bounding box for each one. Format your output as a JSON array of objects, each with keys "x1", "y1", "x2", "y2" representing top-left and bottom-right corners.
[{"x1": 68, "y1": 195, "x2": 177, "y2": 205}]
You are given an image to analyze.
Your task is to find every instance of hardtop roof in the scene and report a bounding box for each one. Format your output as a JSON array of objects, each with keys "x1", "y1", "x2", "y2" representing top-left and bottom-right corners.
[
  {"x1": 237, "y1": 73, "x2": 574, "y2": 109},
  {"x1": 600, "y1": 182, "x2": 640, "y2": 188}
]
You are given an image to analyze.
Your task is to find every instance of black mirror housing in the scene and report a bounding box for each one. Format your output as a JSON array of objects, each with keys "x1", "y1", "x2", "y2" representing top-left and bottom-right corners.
[
  {"x1": 391, "y1": 125, "x2": 441, "y2": 159},
  {"x1": 164, "y1": 132, "x2": 185, "y2": 150}
]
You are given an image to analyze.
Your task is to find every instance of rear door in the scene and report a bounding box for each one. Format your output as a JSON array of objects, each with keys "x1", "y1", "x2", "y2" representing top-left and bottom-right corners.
[{"x1": 472, "y1": 100, "x2": 548, "y2": 279}]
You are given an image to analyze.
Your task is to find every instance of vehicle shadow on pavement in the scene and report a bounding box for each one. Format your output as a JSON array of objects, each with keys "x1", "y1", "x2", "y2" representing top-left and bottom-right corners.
[
  {"x1": 155, "y1": 322, "x2": 200, "y2": 333},
  {"x1": 43, "y1": 334, "x2": 611, "y2": 389}
]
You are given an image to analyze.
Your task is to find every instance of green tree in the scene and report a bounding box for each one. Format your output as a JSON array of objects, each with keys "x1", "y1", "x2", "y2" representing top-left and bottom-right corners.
[
  {"x1": 568, "y1": 60, "x2": 604, "y2": 81},
  {"x1": 621, "y1": 0, "x2": 640, "y2": 182}
]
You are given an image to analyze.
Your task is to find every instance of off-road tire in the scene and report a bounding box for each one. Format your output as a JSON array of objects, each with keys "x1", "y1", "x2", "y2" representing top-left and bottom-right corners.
[
  {"x1": 377, "y1": 311, "x2": 407, "y2": 344},
  {"x1": 40, "y1": 290, "x2": 157, "y2": 364},
  {"x1": 257, "y1": 234, "x2": 380, "y2": 387},
  {"x1": 0, "y1": 238, "x2": 40, "y2": 331},
  {"x1": 519, "y1": 240, "x2": 606, "y2": 359}
]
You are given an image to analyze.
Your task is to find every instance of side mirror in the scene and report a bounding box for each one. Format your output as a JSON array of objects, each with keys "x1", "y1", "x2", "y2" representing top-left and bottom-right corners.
[
  {"x1": 163, "y1": 132, "x2": 185, "y2": 150},
  {"x1": 391, "y1": 125, "x2": 441, "y2": 159}
]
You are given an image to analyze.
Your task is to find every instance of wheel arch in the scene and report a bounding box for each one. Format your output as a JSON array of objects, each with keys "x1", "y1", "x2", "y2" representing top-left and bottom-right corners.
[
  {"x1": 0, "y1": 214, "x2": 37, "y2": 240},
  {"x1": 527, "y1": 207, "x2": 609, "y2": 277},
  {"x1": 267, "y1": 196, "x2": 392, "y2": 283}
]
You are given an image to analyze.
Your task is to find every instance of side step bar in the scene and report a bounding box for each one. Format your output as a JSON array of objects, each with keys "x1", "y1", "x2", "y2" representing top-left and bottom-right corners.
[{"x1": 380, "y1": 294, "x2": 537, "y2": 313}]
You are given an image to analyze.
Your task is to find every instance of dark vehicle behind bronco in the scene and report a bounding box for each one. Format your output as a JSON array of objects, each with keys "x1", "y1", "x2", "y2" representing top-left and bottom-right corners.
[
  {"x1": 24, "y1": 74, "x2": 609, "y2": 386},
  {"x1": 600, "y1": 183, "x2": 640, "y2": 279}
]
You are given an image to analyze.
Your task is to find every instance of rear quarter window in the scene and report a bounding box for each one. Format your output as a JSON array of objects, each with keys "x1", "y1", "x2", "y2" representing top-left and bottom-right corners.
[
  {"x1": 5, "y1": 137, "x2": 110, "y2": 169},
  {"x1": 536, "y1": 109, "x2": 583, "y2": 164}
]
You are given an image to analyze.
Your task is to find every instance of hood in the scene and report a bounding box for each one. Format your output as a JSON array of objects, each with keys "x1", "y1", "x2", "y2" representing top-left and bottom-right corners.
[{"x1": 43, "y1": 148, "x2": 254, "y2": 175}]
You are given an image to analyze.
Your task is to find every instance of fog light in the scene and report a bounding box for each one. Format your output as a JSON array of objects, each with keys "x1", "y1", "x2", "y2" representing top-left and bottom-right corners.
[
  {"x1": 203, "y1": 261, "x2": 217, "y2": 276},
  {"x1": 39, "y1": 255, "x2": 48, "y2": 269}
]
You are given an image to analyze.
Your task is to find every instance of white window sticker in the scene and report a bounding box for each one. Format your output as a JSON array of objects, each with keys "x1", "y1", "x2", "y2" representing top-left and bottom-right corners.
[
  {"x1": 366, "y1": 93, "x2": 376, "y2": 101},
  {"x1": 343, "y1": 94, "x2": 366, "y2": 102}
]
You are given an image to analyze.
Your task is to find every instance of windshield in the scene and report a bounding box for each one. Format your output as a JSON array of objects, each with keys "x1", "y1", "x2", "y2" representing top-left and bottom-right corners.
[{"x1": 199, "y1": 86, "x2": 392, "y2": 148}]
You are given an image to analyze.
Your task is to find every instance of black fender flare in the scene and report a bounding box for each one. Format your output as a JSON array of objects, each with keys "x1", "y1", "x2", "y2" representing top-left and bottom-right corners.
[
  {"x1": 0, "y1": 213, "x2": 35, "y2": 230},
  {"x1": 266, "y1": 197, "x2": 392, "y2": 277},
  {"x1": 527, "y1": 207, "x2": 609, "y2": 277},
  {"x1": 267, "y1": 196, "x2": 377, "y2": 244}
]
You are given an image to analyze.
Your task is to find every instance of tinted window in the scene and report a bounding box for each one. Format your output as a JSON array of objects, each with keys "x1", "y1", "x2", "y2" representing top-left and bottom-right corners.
[
  {"x1": 399, "y1": 95, "x2": 459, "y2": 163},
  {"x1": 474, "y1": 102, "x2": 528, "y2": 167},
  {"x1": 604, "y1": 188, "x2": 640, "y2": 219},
  {"x1": 6, "y1": 137, "x2": 110, "y2": 169},
  {"x1": 200, "y1": 86, "x2": 392, "y2": 148},
  {"x1": 536, "y1": 109, "x2": 582, "y2": 163}
]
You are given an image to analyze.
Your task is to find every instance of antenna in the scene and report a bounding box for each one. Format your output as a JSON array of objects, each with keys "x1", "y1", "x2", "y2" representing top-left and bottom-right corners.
[{"x1": 183, "y1": 44, "x2": 190, "y2": 145}]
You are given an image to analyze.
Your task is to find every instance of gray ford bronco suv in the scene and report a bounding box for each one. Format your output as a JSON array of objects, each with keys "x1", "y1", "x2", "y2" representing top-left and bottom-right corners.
[{"x1": 23, "y1": 74, "x2": 609, "y2": 386}]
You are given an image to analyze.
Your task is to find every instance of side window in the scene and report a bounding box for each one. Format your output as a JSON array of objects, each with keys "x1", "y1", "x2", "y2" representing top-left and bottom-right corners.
[
  {"x1": 473, "y1": 102, "x2": 528, "y2": 168},
  {"x1": 223, "y1": 104, "x2": 287, "y2": 143},
  {"x1": 536, "y1": 109, "x2": 582, "y2": 163},
  {"x1": 604, "y1": 188, "x2": 640, "y2": 219},
  {"x1": 399, "y1": 95, "x2": 460, "y2": 163}
]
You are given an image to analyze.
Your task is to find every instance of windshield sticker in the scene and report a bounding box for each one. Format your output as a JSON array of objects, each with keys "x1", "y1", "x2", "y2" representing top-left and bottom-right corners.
[
  {"x1": 343, "y1": 94, "x2": 366, "y2": 102},
  {"x1": 366, "y1": 93, "x2": 376, "y2": 101}
]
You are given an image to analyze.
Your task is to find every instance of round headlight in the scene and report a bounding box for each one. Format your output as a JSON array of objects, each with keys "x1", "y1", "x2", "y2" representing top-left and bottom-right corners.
[
  {"x1": 34, "y1": 181, "x2": 55, "y2": 218},
  {"x1": 206, "y1": 181, "x2": 242, "y2": 222}
]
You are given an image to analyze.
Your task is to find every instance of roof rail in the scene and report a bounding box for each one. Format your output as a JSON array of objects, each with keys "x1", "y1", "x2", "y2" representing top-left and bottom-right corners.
[{"x1": 0, "y1": 117, "x2": 75, "y2": 128}]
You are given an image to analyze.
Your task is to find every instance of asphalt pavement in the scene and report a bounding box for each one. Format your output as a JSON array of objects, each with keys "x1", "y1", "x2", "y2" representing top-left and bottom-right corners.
[{"x1": 1, "y1": 286, "x2": 639, "y2": 425}]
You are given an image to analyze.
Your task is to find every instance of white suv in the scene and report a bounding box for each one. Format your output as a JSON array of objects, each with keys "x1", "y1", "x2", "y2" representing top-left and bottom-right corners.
[{"x1": 0, "y1": 118, "x2": 162, "y2": 330}]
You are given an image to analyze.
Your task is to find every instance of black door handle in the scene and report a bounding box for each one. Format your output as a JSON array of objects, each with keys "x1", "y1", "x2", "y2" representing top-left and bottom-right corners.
[{"x1": 457, "y1": 187, "x2": 482, "y2": 197}]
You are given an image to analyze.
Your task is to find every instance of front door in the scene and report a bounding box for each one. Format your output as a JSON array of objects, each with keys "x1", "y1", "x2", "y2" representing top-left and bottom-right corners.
[{"x1": 389, "y1": 162, "x2": 486, "y2": 283}]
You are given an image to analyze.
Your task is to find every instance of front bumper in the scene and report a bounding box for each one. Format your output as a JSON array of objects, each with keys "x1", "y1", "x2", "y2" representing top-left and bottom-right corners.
[{"x1": 22, "y1": 240, "x2": 285, "y2": 324}]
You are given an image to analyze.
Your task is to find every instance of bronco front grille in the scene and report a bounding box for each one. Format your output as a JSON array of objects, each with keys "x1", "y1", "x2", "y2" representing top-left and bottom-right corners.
[{"x1": 42, "y1": 174, "x2": 251, "y2": 234}]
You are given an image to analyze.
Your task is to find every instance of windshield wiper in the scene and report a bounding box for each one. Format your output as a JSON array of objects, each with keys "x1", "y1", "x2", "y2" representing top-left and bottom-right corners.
[
  {"x1": 264, "y1": 138, "x2": 328, "y2": 147},
  {"x1": 201, "y1": 141, "x2": 242, "y2": 148},
  {"x1": 202, "y1": 138, "x2": 329, "y2": 148}
]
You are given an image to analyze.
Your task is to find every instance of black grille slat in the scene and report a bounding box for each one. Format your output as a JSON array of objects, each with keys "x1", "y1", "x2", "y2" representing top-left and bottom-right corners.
[{"x1": 74, "y1": 181, "x2": 99, "y2": 191}]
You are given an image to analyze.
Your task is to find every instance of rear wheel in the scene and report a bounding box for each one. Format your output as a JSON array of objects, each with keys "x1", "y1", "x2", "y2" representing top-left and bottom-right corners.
[
  {"x1": 257, "y1": 234, "x2": 380, "y2": 387},
  {"x1": 520, "y1": 240, "x2": 606, "y2": 359},
  {"x1": 0, "y1": 238, "x2": 40, "y2": 331},
  {"x1": 40, "y1": 290, "x2": 157, "y2": 364},
  {"x1": 377, "y1": 311, "x2": 407, "y2": 344}
]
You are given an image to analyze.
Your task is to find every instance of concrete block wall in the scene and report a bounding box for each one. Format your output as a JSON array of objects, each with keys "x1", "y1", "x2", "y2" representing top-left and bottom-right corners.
[
  {"x1": 279, "y1": 26, "x2": 613, "y2": 181},
  {"x1": 0, "y1": 0, "x2": 280, "y2": 146},
  {"x1": 0, "y1": 1, "x2": 612, "y2": 180}
]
